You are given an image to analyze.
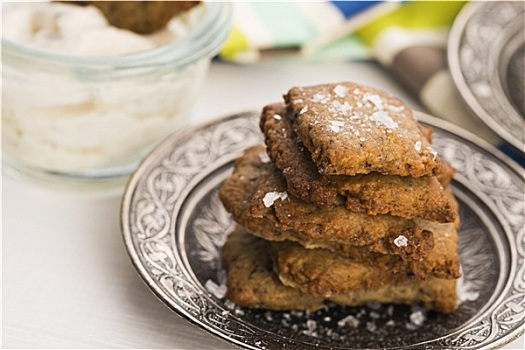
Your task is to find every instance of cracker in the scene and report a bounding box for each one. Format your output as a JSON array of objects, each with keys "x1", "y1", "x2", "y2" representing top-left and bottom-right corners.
[{"x1": 285, "y1": 82, "x2": 441, "y2": 176}]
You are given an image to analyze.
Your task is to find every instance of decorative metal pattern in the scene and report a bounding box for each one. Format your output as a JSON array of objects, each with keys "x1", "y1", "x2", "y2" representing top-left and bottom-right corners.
[
  {"x1": 448, "y1": 1, "x2": 525, "y2": 152},
  {"x1": 121, "y1": 110, "x2": 524, "y2": 349}
]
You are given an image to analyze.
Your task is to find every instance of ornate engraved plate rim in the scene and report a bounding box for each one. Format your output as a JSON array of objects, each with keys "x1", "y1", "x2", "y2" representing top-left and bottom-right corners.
[
  {"x1": 121, "y1": 109, "x2": 524, "y2": 349},
  {"x1": 448, "y1": 1, "x2": 525, "y2": 152}
]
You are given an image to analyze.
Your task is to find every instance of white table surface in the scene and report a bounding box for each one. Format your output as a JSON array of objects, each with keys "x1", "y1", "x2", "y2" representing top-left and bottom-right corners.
[{"x1": 3, "y1": 60, "x2": 524, "y2": 349}]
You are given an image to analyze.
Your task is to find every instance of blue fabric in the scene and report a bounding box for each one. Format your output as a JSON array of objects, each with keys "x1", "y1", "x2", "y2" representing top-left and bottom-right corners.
[
  {"x1": 497, "y1": 144, "x2": 525, "y2": 167},
  {"x1": 330, "y1": 1, "x2": 383, "y2": 19}
]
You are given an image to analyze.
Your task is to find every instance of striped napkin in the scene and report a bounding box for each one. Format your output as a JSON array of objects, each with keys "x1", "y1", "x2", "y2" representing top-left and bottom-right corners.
[
  {"x1": 219, "y1": 1, "x2": 396, "y2": 63},
  {"x1": 219, "y1": 1, "x2": 524, "y2": 166}
]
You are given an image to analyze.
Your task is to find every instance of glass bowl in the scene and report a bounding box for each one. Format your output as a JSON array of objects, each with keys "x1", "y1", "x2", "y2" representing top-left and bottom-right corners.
[{"x1": 2, "y1": 1, "x2": 232, "y2": 188}]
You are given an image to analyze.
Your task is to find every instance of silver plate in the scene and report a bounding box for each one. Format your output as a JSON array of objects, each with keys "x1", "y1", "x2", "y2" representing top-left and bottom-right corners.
[
  {"x1": 121, "y1": 110, "x2": 524, "y2": 349},
  {"x1": 448, "y1": 1, "x2": 525, "y2": 152}
]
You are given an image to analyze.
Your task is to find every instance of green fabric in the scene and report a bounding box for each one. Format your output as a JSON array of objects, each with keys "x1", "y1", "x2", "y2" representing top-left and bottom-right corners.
[{"x1": 250, "y1": 2, "x2": 316, "y2": 47}]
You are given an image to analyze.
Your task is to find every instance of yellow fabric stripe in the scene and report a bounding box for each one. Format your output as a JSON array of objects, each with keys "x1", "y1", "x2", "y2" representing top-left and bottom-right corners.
[
  {"x1": 357, "y1": 1, "x2": 467, "y2": 45},
  {"x1": 219, "y1": 26, "x2": 250, "y2": 60}
]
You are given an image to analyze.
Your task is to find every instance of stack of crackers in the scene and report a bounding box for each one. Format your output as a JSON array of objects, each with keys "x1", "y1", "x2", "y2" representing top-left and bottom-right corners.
[{"x1": 219, "y1": 82, "x2": 460, "y2": 314}]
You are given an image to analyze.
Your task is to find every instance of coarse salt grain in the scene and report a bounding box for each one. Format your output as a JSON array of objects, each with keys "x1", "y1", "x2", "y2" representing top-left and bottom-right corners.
[
  {"x1": 312, "y1": 93, "x2": 328, "y2": 103},
  {"x1": 205, "y1": 279, "x2": 227, "y2": 299},
  {"x1": 264, "y1": 311, "x2": 273, "y2": 321},
  {"x1": 330, "y1": 120, "x2": 345, "y2": 132},
  {"x1": 300, "y1": 105, "x2": 308, "y2": 114},
  {"x1": 274, "y1": 114, "x2": 282, "y2": 120},
  {"x1": 330, "y1": 100, "x2": 352, "y2": 115},
  {"x1": 369, "y1": 311, "x2": 380, "y2": 319},
  {"x1": 388, "y1": 104, "x2": 405, "y2": 113},
  {"x1": 456, "y1": 272, "x2": 480, "y2": 303},
  {"x1": 333, "y1": 84, "x2": 349, "y2": 97},
  {"x1": 234, "y1": 308, "x2": 245, "y2": 316},
  {"x1": 409, "y1": 310, "x2": 426, "y2": 327},
  {"x1": 258, "y1": 152, "x2": 271, "y2": 163},
  {"x1": 224, "y1": 299, "x2": 236, "y2": 310},
  {"x1": 370, "y1": 111, "x2": 398, "y2": 129},
  {"x1": 415, "y1": 141, "x2": 422, "y2": 151},
  {"x1": 366, "y1": 321, "x2": 377, "y2": 333},
  {"x1": 337, "y1": 315, "x2": 360, "y2": 328},
  {"x1": 307, "y1": 320, "x2": 317, "y2": 332},
  {"x1": 394, "y1": 235, "x2": 408, "y2": 247},
  {"x1": 302, "y1": 320, "x2": 318, "y2": 337},
  {"x1": 363, "y1": 93, "x2": 384, "y2": 109},
  {"x1": 386, "y1": 320, "x2": 396, "y2": 327},
  {"x1": 291, "y1": 310, "x2": 304, "y2": 317},
  {"x1": 262, "y1": 191, "x2": 288, "y2": 207}
]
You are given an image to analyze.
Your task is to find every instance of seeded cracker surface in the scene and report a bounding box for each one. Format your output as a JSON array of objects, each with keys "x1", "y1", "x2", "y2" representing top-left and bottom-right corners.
[
  {"x1": 260, "y1": 103, "x2": 456, "y2": 222},
  {"x1": 222, "y1": 227, "x2": 457, "y2": 313},
  {"x1": 219, "y1": 146, "x2": 434, "y2": 261},
  {"x1": 285, "y1": 82, "x2": 441, "y2": 176}
]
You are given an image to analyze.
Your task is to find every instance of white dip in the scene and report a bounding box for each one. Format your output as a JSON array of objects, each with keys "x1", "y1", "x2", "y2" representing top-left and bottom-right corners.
[
  {"x1": 2, "y1": 1, "x2": 208, "y2": 174},
  {"x1": 2, "y1": 1, "x2": 197, "y2": 55}
]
